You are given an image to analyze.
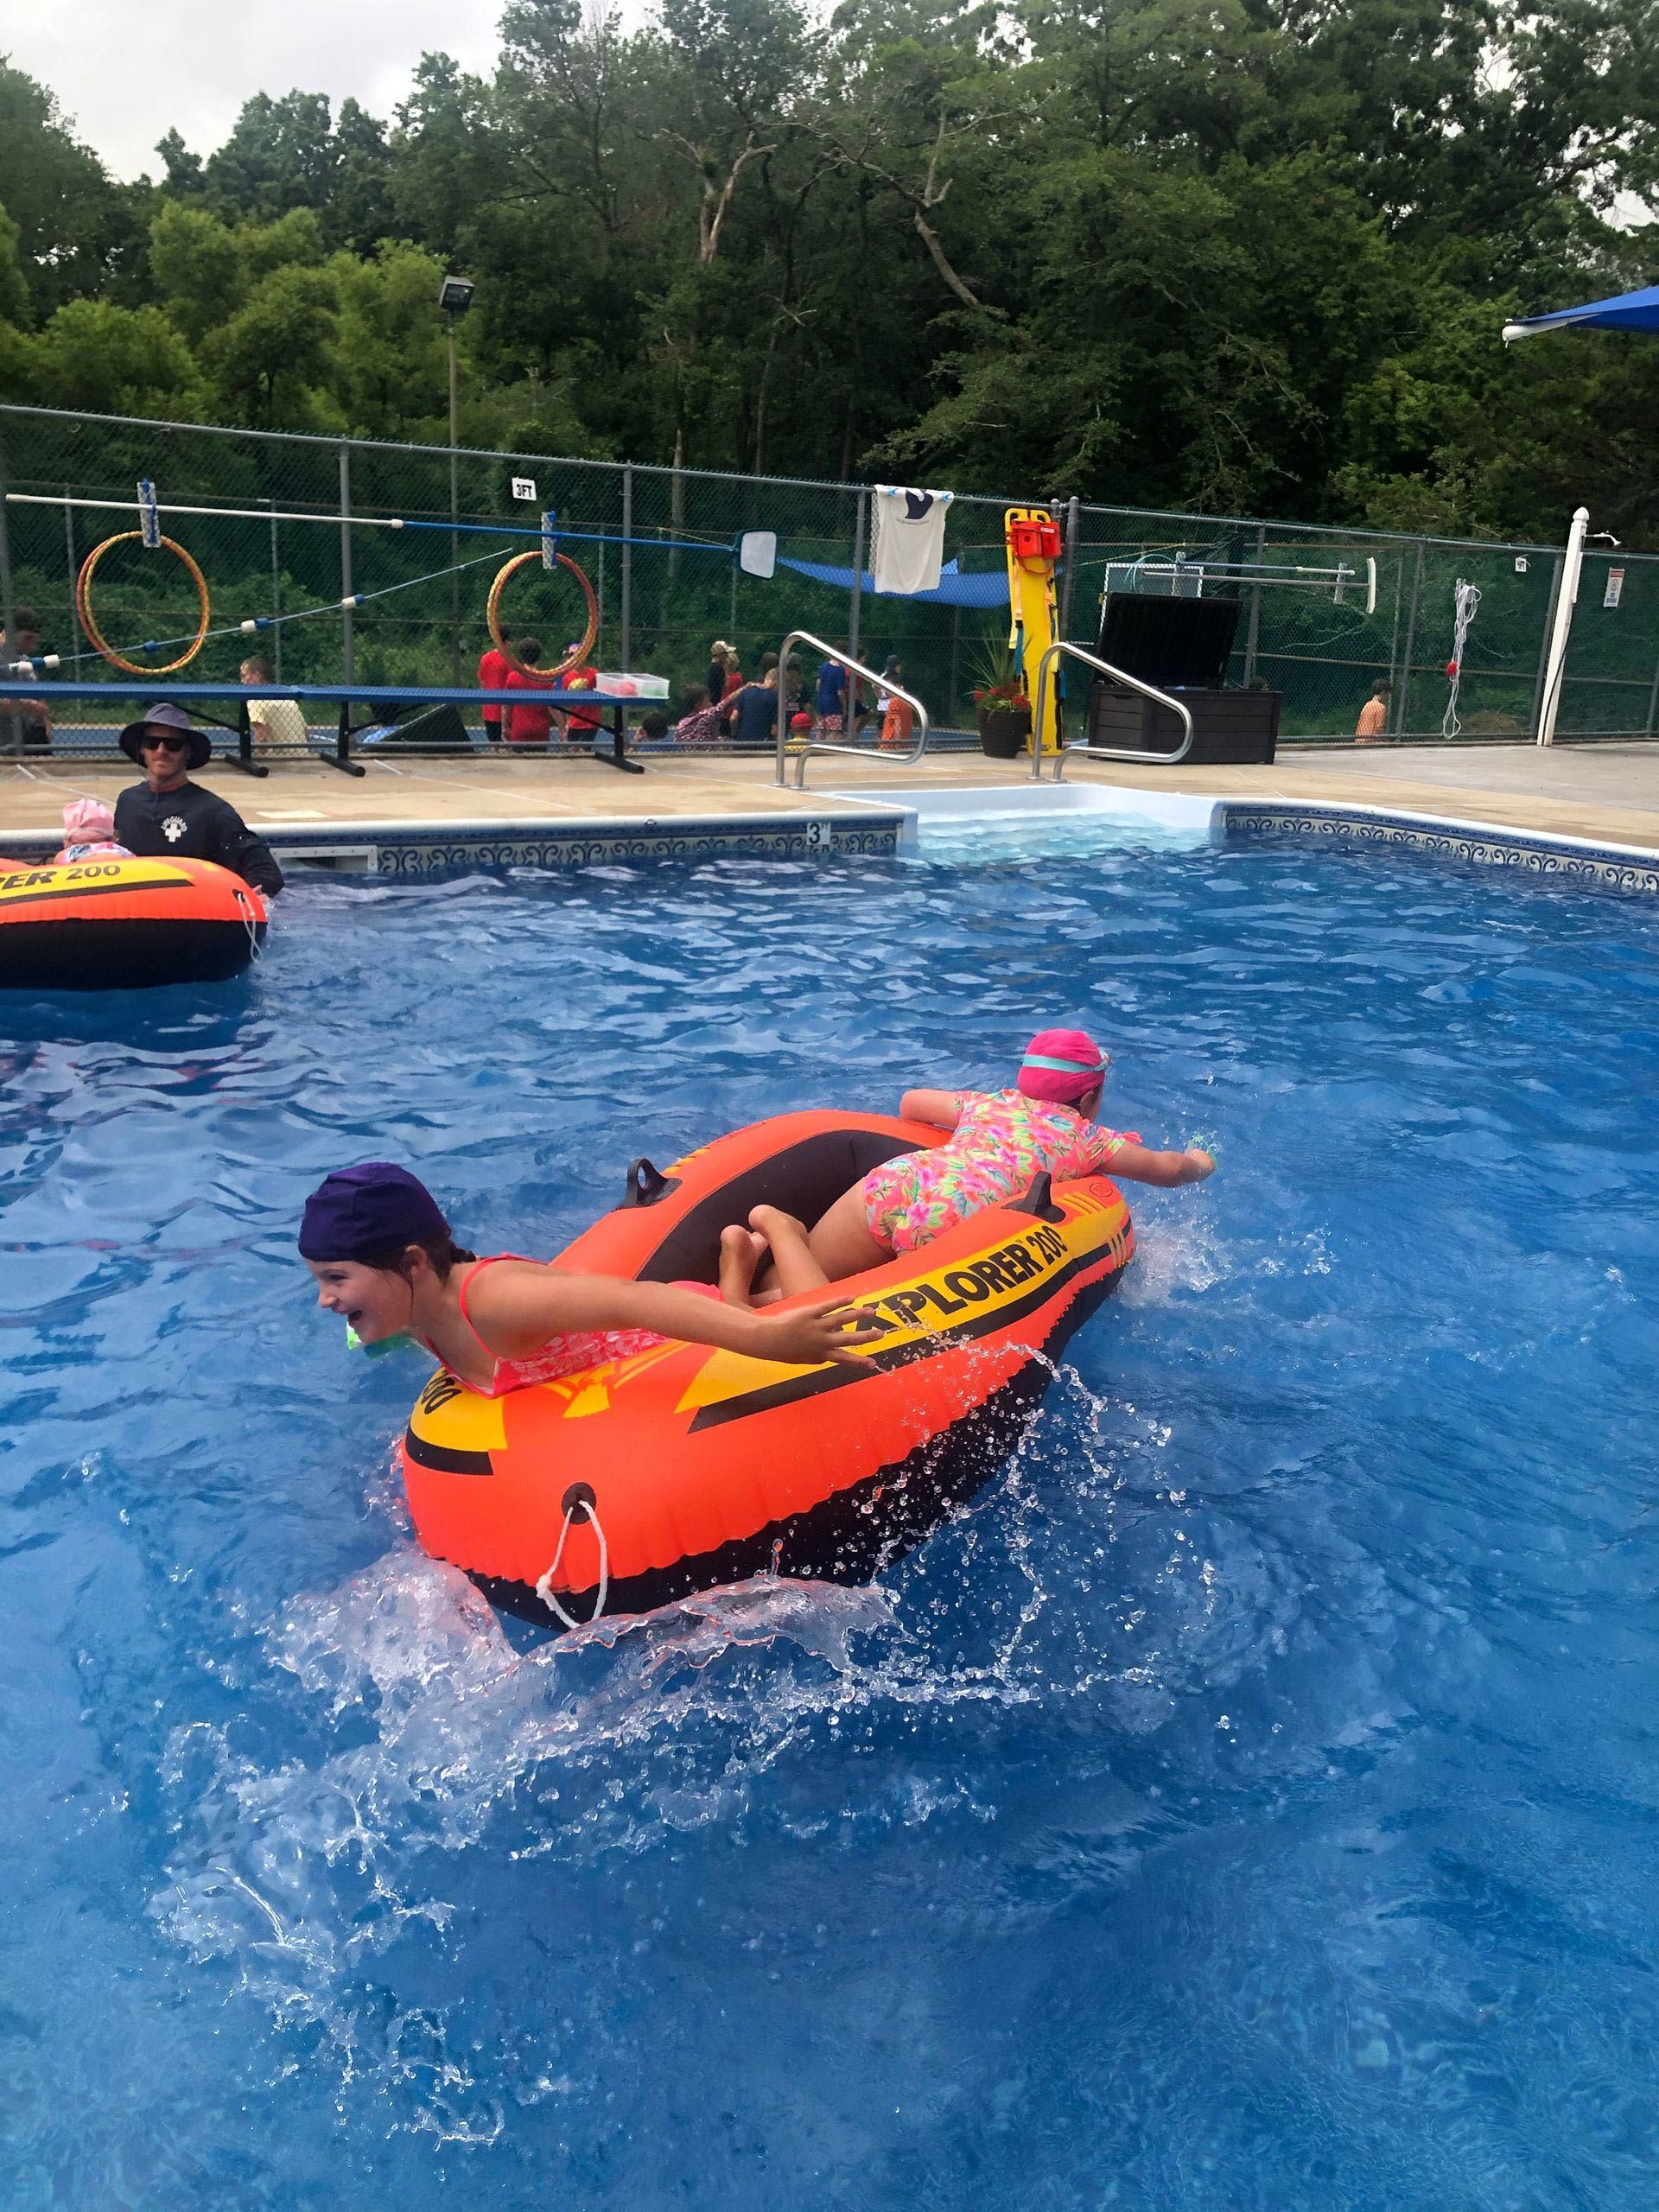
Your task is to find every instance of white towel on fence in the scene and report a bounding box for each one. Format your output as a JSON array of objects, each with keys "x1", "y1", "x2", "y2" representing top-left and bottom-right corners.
[{"x1": 872, "y1": 486, "x2": 954, "y2": 595}]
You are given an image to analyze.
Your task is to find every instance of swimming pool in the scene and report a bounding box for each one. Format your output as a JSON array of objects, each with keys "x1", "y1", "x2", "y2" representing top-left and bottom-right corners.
[{"x1": 3, "y1": 838, "x2": 1656, "y2": 2208}]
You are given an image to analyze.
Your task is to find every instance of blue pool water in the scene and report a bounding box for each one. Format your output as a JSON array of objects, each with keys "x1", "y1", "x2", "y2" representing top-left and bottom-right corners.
[{"x1": 3, "y1": 838, "x2": 1657, "y2": 2209}]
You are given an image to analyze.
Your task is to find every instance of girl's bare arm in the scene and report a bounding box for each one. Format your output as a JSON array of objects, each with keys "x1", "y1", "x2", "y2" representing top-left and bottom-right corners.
[
  {"x1": 899, "y1": 1089, "x2": 961, "y2": 1128},
  {"x1": 1109, "y1": 1141, "x2": 1215, "y2": 1187},
  {"x1": 467, "y1": 1266, "x2": 884, "y2": 1366}
]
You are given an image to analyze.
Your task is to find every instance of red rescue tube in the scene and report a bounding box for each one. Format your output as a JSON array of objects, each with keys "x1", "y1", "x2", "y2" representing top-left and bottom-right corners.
[
  {"x1": 0, "y1": 856, "x2": 267, "y2": 988},
  {"x1": 401, "y1": 1111, "x2": 1135, "y2": 1625}
]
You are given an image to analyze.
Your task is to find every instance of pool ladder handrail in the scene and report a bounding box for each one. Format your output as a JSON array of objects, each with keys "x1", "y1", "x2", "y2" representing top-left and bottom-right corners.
[
  {"x1": 1031, "y1": 640, "x2": 1195, "y2": 779},
  {"x1": 772, "y1": 630, "x2": 931, "y2": 789}
]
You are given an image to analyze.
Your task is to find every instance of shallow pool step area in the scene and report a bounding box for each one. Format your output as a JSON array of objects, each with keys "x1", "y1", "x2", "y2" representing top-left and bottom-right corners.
[{"x1": 828, "y1": 780, "x2": 1227, "y2": 852}]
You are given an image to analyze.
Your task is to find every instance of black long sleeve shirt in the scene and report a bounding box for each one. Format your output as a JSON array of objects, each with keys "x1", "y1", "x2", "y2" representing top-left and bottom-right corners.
[{"x1": 113, "y1": 780, "x2": 284, "y2": 896}]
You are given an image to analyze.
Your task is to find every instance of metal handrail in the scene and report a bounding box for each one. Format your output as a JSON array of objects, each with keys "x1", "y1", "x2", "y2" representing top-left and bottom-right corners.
[
  {"x1": 1030, "y1": 640, "x2": 1195, "y2": 780},
  {"x1": 772, "y1": 630, "x2": 931, "y2": 788}
]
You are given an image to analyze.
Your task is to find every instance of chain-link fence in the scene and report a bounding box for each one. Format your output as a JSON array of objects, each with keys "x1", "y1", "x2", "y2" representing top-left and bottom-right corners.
[{"x1": 2, "y1": 401, "x2": 1654, "y2": 748}]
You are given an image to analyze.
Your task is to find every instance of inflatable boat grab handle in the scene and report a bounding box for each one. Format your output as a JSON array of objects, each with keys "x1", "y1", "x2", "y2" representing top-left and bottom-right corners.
[
  {"x1": 620, "y1": 1157, "x2": 681, "y2": 1208},
  {"x1": 1012, "y1": 1173, "x2": 1066, "y2": 1224}
]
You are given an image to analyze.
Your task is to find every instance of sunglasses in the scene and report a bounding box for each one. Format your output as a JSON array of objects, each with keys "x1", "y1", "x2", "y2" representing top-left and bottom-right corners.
[{"x1": 142, "y1": 732, "x2": 191, "y2": 752}]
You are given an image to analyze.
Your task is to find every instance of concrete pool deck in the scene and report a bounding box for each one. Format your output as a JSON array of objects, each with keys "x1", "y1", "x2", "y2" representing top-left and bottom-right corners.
[{"x1": 3, "y1": 740, "x2": 1659, "y2": 856}]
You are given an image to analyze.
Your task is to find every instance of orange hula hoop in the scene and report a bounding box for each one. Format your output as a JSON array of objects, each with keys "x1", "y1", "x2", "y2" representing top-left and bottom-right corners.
[
  {"x1": 486, "y1": 550, "x2": 600, "y2": 680},
  {"x1": 75, "y1": 532, "x2": 212, "y2": 677}
]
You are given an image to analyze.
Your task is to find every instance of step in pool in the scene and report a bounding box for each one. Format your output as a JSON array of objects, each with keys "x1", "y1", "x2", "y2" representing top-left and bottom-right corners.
[{"x1": 829, "y1": 780, "x2": 1226, "y2": 852}]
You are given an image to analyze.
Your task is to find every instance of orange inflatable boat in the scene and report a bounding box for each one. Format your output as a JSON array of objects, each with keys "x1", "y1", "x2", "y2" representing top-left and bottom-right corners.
[
  {"x1": 401, "y1": 1111, "x2": 1136, "y2": 1627},
  {"x1": 0, "y1": 855, "x2": 267, "y2": 988}
]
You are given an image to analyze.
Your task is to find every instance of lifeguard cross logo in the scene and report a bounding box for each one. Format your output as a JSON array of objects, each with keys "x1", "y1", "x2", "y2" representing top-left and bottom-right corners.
[{"x1": 163, "y1": 816, "x2": 187, "y2": 843}]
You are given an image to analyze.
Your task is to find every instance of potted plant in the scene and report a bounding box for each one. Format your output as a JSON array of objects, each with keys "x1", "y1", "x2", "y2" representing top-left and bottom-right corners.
[{"x1": 969, "y1": 638, "x2": 1032, "y2": 759}]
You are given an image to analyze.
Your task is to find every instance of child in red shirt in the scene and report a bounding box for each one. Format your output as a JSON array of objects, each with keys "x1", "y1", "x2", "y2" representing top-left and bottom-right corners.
[
  {"x1": 478, "y1": 631, "x2": 513, "y2": 743},
  {"x1": 561, "y1": 642, "x2": 601, "y2": 745},
  {"x1": 504, "y1": 638, "x2": 555, "y2": 747}
]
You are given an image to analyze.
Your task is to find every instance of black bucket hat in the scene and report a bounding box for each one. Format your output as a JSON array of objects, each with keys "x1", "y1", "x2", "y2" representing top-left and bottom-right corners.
[{"x1": 118, "y1": 701, "x2": 212, "y2": 770}]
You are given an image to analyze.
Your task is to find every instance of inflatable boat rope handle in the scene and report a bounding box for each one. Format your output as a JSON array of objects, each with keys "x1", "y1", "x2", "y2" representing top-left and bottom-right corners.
[
  {"x1": 233, "y1": 886, "x2": 262, "y2": 960},
  {"x1": 535, "y1": 1482, "x2": 609, "y2": 1630}
]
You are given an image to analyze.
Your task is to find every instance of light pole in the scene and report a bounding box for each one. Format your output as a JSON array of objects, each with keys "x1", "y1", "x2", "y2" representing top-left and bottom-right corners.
[{"x1": 438, "y1": 274, "x2": 475, "y2": 683}]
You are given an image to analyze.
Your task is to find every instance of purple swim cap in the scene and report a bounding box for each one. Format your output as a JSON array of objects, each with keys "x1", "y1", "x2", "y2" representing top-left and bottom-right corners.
[{"x1": 298, "y1": 1162, "x2": 449, "y2": 1261}]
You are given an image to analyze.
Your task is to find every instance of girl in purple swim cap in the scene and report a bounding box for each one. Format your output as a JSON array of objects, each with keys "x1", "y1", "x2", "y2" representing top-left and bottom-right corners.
[{"x1": 299, "y1": 1161, "x2": 880, "y2": 1399}]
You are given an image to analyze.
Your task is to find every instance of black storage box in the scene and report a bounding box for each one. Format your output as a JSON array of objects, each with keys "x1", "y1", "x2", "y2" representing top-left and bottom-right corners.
[
  {"x1": 1086, "y1": 682, "x2": 1280, "y2": 764},
  {"x1": 1097, "y1": 591, "x2": 1242, "y2": 689}
]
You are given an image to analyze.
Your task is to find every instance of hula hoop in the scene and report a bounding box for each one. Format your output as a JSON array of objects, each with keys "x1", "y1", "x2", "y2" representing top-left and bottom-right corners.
[
  {"x1": 486, "y1": 550, "x2": 600, "y2": 680},
  {"x1": 76, "y1": 531, "x2": 212, "y2": 677}
]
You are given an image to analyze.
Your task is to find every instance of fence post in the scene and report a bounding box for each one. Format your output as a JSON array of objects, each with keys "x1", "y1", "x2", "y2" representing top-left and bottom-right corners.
[
  {"x1": 338, "y1": 442, "x2": 355, "y2": 694},
  {"x1": 849, "y1": 486, "x2": 868, "y2": 667},
  {"x1": 1058, "y1": 494, "x2": 1082, "y2": 640},
  {"x1": 0, "y1": 441, "x2": 20, "y2": 754},
  {"x1": 269, "y1": 501, "x2": 283, "y2": 681},
  {"x1": 1644, "y1": 640, "x2": 1659, "y2": 736},
  {"x1": 64, "y1": 484, "x2": 85, "y2": 668},
  {"x1": 950, "y1": 604, "x2": 962, "y2": 726},
  {"x1": 1242, "y1": 523, "x2": 1266, "y2": 684},
  {"x1": 1395, "y1": 541, "x2": 1425, "y2": 735},
  {"x1": 620, "y1": 462, "x2": 632, "y2": 673}
]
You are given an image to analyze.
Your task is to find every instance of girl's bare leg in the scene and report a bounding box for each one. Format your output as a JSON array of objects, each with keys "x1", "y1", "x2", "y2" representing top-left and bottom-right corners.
[
  {"x1": 803, "y1": 1184, "x2": 896, "y2": 1280},
  {"x1": 747, "y1": 1206, "x2": 831, "y2": 1298},
  {"x1": 718, "y1": 1224, "x2": 769, "y2": 1308}
]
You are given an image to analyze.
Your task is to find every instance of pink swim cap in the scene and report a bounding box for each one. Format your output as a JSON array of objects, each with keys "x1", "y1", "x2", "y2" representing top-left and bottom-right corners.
[
  {"x1": 62, "y1": 798, "x2": 115, "y2": 841},
  {"x1": 1017, "y1": 1027, "x2": 1109, "y2": 1105}
]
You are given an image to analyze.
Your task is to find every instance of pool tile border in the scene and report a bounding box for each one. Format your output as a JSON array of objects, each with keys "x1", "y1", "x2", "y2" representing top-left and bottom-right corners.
[
  {"x1": 5, "y1": 796, "x2": 1658, "y2": 890},
  {"x1": 1221, "y1": 800, "x2": 1659, "y2": 894},
  {"x1": 358, "y1": 811, "x2": 904, "y2": 874},
  {"x1": 0, "y1": 810, "x2": 908, "y2": 874}
]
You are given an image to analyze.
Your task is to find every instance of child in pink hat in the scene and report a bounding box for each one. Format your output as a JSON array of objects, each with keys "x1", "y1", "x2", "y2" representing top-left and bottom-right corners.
[
  {"x1": 744, "y1": 1027, "x2": 1215, "y2": 1294},
  {"x1": 54, "y1": 798, "x2": 131, "y2": 864}
]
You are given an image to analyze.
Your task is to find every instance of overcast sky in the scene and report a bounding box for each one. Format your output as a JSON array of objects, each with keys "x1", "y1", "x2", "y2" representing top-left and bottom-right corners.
[{"x1": 3, "y1": 0, "x2": 513, "y2": 178}]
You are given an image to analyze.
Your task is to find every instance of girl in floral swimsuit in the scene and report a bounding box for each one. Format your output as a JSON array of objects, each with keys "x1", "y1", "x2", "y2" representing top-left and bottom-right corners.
[
  {"x1": 301, "y1": 1161, "x2": 879, "y2": 1396},
  {"x1": 747, "y1": 1028, "x2": 1215, "y2": 1296}
]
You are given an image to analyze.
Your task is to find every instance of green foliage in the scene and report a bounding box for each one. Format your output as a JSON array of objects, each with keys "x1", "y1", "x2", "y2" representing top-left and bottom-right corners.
[
  {"x1": 27, "y1": 298, "x2": 203, "y2": 417},
  {"x1": 3, "y1": 6, "x2": 1659, "y2": 542}
]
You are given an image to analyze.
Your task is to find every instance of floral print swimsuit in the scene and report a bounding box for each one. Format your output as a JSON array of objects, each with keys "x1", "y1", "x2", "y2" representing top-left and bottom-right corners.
[{"x1": 860, "y1": 1090, "x2": 1135, "y2": 1253}]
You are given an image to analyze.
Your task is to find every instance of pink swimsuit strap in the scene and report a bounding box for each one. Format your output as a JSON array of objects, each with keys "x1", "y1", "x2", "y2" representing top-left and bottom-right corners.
[
  {"x1": 454, "y1": 1253, "x2": 538, "y2": 1367},
  {"x1": 431, "y1": 1254, "x2": 714, "y2": 1399}
]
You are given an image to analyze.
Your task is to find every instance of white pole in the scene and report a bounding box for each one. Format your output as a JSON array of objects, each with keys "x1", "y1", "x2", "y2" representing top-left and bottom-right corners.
[{"x1": 1537, "y1": 505, "x2": 1588, "y2": 747}]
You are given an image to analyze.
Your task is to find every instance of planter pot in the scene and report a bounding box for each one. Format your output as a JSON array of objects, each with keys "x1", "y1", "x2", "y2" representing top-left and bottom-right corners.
[{"x1": 976, "y1": 705, "x2": 1031, "y2": 759}]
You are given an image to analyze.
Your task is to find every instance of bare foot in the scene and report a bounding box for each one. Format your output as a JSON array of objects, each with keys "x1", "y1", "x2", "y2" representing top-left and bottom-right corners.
[
  {"x1": 718, "y1": 1223, "x2": 770, "y2": 1308},
  {"x1": 748, "y1": 1203, "x2": 806, "y2": 1243},
  {"x1": 748, "y1": 1204, "x2": 832, "y2": 1297}
]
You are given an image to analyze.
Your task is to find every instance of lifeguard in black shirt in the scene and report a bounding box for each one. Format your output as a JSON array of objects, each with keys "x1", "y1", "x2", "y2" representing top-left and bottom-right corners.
[{"x1": 112, "y1": 704, "x2": 284, "y2": 897}]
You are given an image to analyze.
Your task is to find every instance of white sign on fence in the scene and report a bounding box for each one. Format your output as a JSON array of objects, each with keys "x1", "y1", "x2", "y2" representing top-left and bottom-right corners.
[
  {"x1": 511, "y1": 476, "x2": 537, "y2": 502},
  {"x1": 1604, "y1": 568, "x2": 1625, "y2": 609}
]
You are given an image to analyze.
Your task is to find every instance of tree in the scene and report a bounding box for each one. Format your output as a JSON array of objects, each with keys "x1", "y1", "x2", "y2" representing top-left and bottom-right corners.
[
  {"x1": 654, "y1": 0, "x2": 815, "y2": 263},
  {"x1": 0, "y1": 201, "x2": 35, "y2": 395},
  {"x1": 148, "y1": 203, "x2": 246, "y2": 344},
  {"x1": 332, "y1": 241, "x2": 450, "y2": 435},
  {"x1": 7, "y1": 3, "x2": 1659, "y2": 543},
  {"x1": 200, "y1": 262, "x2": 340, "y2": 428},
  {"x1": 25, "y1": 299, "x2": 203, "y2": 418},
  {"x1": 389, "y1": 55, "x2": 510, "y2": 259},
  {"x1": 202, "y1": 91, "x2": 340, "y2": 221},
  {"x1": 0, "y1": 62, "x2": 136, "y2": 314}
]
